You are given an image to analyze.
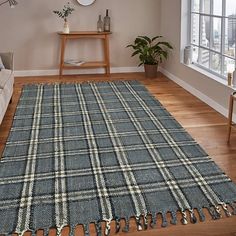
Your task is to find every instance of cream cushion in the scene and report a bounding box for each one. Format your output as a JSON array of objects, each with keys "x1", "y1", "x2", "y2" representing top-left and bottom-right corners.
[
  {"x1": 0, "y1": 52, "x2": 14, "y2": 125},
  {"x1": 0, "y1": 69, "x2": 12, "y2": 89},
  {"x1": 0, "y1": 56, "x2": 5, "y2": 70}
]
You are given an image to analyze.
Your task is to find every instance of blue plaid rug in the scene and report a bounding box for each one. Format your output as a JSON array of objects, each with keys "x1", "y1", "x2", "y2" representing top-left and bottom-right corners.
[{"x1": 0, "y1": 81, "x2": 236, "y2": 235}]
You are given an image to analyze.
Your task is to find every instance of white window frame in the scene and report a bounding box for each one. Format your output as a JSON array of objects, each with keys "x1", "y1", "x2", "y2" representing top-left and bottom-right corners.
[{"x1": 189, "y1": 0, "x2": 236, "y2": 80}]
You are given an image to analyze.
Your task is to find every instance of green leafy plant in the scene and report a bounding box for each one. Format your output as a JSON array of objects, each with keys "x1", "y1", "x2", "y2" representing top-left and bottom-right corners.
[
  {"x1": 53, "y1": 2, "x2": 75, "y2": 22},
  {"x1": 127, "y1": 36, "x2": 173, "y2": 66}
]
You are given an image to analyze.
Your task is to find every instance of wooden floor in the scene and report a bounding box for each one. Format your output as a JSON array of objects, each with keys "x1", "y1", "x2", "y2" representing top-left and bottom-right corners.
[{"x1": 0, "y1": 72, "x2": 236, "y2": 236}]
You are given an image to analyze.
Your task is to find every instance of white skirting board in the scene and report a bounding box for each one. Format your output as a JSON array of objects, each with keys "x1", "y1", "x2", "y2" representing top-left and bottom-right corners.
[
  {"x1": 159, "y1": 67, "x2": 236, "y2": 123},
  {"x1": 15, "y1": 66, "x2": 235, "y2": 123},
  {"x1": 14, "y1": 67, "x2": 144, "y2": 77}
]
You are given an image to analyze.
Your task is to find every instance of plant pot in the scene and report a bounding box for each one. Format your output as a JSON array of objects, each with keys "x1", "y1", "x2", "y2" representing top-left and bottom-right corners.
[{"x1": 144, "y1": 64, "x2": 158, "y2": 78}]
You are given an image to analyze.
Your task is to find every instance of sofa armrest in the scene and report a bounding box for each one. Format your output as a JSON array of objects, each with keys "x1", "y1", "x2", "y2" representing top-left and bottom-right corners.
[{"x1": 0, "y1": 52, "x2": 13, "y2": 70}]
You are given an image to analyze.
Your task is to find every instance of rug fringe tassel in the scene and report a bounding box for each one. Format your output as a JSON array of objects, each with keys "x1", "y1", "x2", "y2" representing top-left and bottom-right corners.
[
  {"x1": 31, "y1": 231, "x2": 36, "y2": 236},
  {"x1": 95, "y1": 222, "x2": 102, "y2": 236},
  {"x1": 150, "y1": 213, "x2": 157, "y2": 228},
  {"x1": 44, "y1": 228, "x2": 50, "y2": 236},
  {"x1": 69, "y1": 227, "x2": 75, "y2": 236},
  {"x1": 220, "y1": 203, "x2": 232, "y2": 217},
  {"x1": 143, "y1": 214, "x2": 148, "y2": 230},
  {"x1": 181, "y1": 211, "x2": 188, "y2": 225},
  {"x1": 189, "y1": 209, "x2": 197, "y2": 224},
  {"x1": 115, "y1": 217, "x2": 120, "y2": 233},
  {"x1": 82, "y1": 224, "x2": 89, "y2": 236},
  {"x1": 161, "y1": 212, "x2": 168, "y2": 227},
  {"x1": 208, "y1": 206, "x2": 222, "y2": 220},
  {"x1": 230, "y1": 202, "x2": 236, "y2": 215},
  {"x1": 170, "y1": 211, "x2": 177, "y2": 225},
  {"x1": 105, "y1": 220, "x2": 111, "y2": 236},
  {"x1": 56, "y1": 224, "x2": 67, "y2": 236},
  {"x1": 197, "y1": 208, "x2": 206, "y2": 222},
  {"x1": 135, "y1": 215, "x2": 143, "y2": 231}
]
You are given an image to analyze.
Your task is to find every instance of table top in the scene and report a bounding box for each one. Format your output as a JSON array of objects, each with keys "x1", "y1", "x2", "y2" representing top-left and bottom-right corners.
[{"x1": 58, "y1": 31, "x2": 112, "y2": 36}]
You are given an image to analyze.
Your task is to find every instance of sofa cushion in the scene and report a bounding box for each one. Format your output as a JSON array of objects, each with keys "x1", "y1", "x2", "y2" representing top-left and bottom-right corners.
[
  {"x1": 0, "y1": 56, "x2": 5, "y2": 70},
  {"x1": 0, "y1": 69, "x2": 12, "y2": 89}
]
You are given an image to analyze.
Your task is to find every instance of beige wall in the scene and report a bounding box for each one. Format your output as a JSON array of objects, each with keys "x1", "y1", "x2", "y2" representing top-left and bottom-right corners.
[
  {"x1": 160, "y1": 0, "x2": 235, "y2": 119},
  {"x1": 0, "y1": 0, "x2": 161, "y2": 71}
]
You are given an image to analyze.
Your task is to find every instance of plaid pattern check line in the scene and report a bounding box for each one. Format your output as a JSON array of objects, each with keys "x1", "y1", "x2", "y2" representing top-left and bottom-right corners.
[
  {"x1": 0, "y1": 80, "x2": 236, "y2": 235},
  {"x1": 53, "y1": 84, "x2": 69, "y2": 231},
  {"x1": 75, "y1": 84, "x2": 113, "y2": 222},
  {"x1": 15, "y1": 85, "x2": 44, "y2": 233}
]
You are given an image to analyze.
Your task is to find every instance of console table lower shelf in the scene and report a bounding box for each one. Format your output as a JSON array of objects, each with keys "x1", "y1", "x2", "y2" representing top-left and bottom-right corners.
[{"x1": 62, "y1": 61, "x2": 107, "y2": 70}]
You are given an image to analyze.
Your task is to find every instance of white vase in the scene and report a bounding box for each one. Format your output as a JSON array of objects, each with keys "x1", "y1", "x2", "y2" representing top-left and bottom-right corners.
[
  {"x1": 184, "y1": 46, "x2": 192, "y2": 65},
  {"x1": 63, "y1": 20, "x2": 70, "y2": 34}
]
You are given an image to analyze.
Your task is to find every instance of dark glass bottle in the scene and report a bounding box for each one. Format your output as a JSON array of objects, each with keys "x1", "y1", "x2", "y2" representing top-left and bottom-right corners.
[{"x1": 104, "y1": 9, "x2": 111, "y2": 32}]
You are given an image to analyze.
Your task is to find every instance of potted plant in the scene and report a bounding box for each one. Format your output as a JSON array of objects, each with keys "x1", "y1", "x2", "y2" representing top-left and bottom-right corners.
[
  {"x1": 127, "y1": 36, "x2": 173, "y2": 78},
  {"x1": 53, "y1": 2, "x2": 75, "y2": 34}
]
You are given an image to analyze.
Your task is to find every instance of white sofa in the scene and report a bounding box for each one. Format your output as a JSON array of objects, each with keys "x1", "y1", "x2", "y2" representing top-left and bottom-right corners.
[{"x1": 0, "y1": 52, "x2": 14, "y2": 124}]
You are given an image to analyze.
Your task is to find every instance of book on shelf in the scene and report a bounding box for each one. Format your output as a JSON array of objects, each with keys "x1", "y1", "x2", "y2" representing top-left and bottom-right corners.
[{"x1": 64, "y1": 59, "x2": 85, "y2": 66}]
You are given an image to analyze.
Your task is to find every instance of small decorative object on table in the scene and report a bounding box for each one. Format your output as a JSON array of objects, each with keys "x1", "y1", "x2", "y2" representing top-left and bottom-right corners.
[
  {"x1": 104, "y1": 9, "x2": 111, "y2": 32},
  {"x1": 64, "y1": 59, "x2": 84, "y2": 66},
  {"x1": 127, "y1": 35, "x2": 173, "y2": 78},
  {"x1": 53, "y1": 2, "x2": 75, "y2": 34},
  {"x1": 228, "y1": 72, "x2": 233, "y2": 86},
  {"x1": 184, "y1": 45, "x2": 192, "y2": 65},
  {"x1": 233, "y1": 69, "x2": 236, "y2": 87},
  {"x1": 97, "y1": 15, "x2": 103, "y2": 32}
]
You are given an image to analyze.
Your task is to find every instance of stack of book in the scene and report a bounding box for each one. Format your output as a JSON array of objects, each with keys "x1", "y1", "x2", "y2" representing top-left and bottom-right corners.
[{"x1": 64, "y1": 59, "x2": 85, "y2": 66}]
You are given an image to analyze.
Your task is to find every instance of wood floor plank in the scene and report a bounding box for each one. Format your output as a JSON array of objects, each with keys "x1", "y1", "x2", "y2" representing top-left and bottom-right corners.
[{"x1": 0, "y1": 72, "x2": 235, "y2": 236}]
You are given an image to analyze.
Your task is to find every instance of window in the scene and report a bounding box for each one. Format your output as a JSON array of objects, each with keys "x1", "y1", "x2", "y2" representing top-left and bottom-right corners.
[{"x1": 190, "y1": 0, "x2": 236, "y2": 79}]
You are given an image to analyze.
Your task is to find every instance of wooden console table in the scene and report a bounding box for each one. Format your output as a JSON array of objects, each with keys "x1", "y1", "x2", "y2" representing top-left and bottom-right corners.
[{"x1": 58, "y1": 31, "x2": 112, "y2": 76}]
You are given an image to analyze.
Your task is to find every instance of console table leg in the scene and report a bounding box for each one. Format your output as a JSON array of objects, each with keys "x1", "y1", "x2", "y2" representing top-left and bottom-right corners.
[
  {"x1": 104, "y1": 35, "x2": 110, "y2": 75},
  {"x1": 59, "y1": 37, "x2": 66, "y2": 76}
]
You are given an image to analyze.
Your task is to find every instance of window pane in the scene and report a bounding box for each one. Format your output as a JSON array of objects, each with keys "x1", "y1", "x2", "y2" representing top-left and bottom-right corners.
[
  {"x1": 212, "y1": 17, "x2": 221, "y2": 52},
  {"x1": 213, "y1": 0, "x2": 222, "y2": 16},
  {"x1": 201, "y1": 0, "x2": 210, "y2": 14},
  {"x1": 200, "y1": 16, "x2": 210, "y2": 47},
  {"x1": 191, "y1": 14, "x2": 200, "y2": 45},
  {"x1": 210, "y1": 52, "x2": 221, "y2": 73},
  {"x1": 226, "y1": 0, "x2": 236, "y2": 17},
  {"x1": 192, "y1": 0, "x2": 200, "y2": 12},
  {"x1": 199, "y1": 48, "x2": 210, "y2": 68},
  {"x1": 223, "y1": 57, "x2": 235, "y2": 76},
  {"x1": 225, "y1": 18, "x2": 236, "y2": 58}
]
